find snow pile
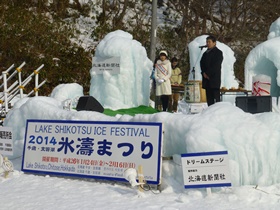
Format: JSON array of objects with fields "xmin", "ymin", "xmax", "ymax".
[
  {"xmin": 4, "ymin": 96, "xmax": 280, "ymax": 187},
  {"xmin": 50, "ymin": 83, "xmax": 83, "ymax": 102}
]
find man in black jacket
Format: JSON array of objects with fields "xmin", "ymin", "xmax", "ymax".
[{"xmin": 200, "ymin": 35, "xmax": 223, "ymax": 106}]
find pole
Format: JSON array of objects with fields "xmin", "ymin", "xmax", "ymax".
[
  {"xmin": 2, "ymin": 72, "xmax": 8, "ymax": 112},
  {"xmin": 35, "ymin": 70, "xmax": 39, "ymax": 97},
  {"xmin": 191, "ymin": 49, "xmax": 204, "ymax": 103},
  {"xmin": 0, "ymin": 81, "xmax": 19, "ymax": 100},
  {"xmin": 150, "ymin": 0, "xmax": 158, "ymax": 109},
  {"xmin": 18, "ymin": 67, "xmax": 23, "ymax": 98},
  {"xmin": 27, "ymin": 79, "xmax": 47, "ymax": 97},
  {"xmin": 21, "ymin": 64, "xmax": 44, "ymax": 86},
  {"xmin": 0, "ymin": 62, "xmax": 25, "ymax": 89},
  {"xmin": 0, "ymin": 64, "xmax": 14, "ymax": 81},
  {"xmin": 7, "ymin": 77, "xmax": 32, "ymax": 103},
  {"xmin": 150, "ymin": 0, "xmax": 157, "ymax": 63},
  {"xmin": 138, "ymin": 165, "xmax": 144, "ymax": 192}
]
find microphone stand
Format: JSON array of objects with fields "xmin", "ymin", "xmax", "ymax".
[{"xmin": 190, "ymin": 47, "xmax": 205, "ymax": 103}]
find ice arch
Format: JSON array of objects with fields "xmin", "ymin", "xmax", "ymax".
[
  {"xmin": 244, "ymin": 36, "xmax": 280, "ymax": 97},
  {"xmin": 188, "ymin": 35, "xmax": 239, "ymax": 88}
]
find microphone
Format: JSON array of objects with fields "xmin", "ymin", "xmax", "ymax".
[{"xmin": 198, "ymin": 45, "xmax": 207, "ymax": 49}]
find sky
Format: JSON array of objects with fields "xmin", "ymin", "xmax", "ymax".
[{"xmin": 1, "ymin": 26, "xmax": 280, "ymax": 209}]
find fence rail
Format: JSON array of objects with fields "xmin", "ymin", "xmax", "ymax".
[{"xmin": 0, "ymin": 62, "xmax": 46, "ymax": 116}]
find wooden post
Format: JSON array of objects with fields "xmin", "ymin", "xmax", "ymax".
[
  {"xmin": 138, "ymin": 165, "xmax": 144, "ymax": 192},
  {"xmin": 2, "ymin": 157, "xmax": 12, "ymax": 178}
]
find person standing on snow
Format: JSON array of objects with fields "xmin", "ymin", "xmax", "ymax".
[
  {"xmin": 155, "ymin": 50, "xmax": 172, "ymax": 111},
  {"xmin": 200, "ymin": 35, "xmax": 223, "ymax": 106},
  {"xmin": 169, "ymin": 57, "xmax": 182, "ymax": 112}
]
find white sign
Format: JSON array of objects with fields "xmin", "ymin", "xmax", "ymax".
[
  {"xmin": 92, "ymin": 57, "xmax": 120, "ymax": 74},
  {"xmin": 22, "ymin": 120, "xmax": 163, "ymax": 185},
  {"xmin": 181, "ymin": 151, "xmax": 231, "ymax": 188},
  {"xmin": 0, "ymin": 126, "xmax": 13, "ymax": 156}
]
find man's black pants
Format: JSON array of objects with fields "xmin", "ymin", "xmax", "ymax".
[{"xmin": 205, "ymin": 88, "xmax": 220, "ymax": 106}]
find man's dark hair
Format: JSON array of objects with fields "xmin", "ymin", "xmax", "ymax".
[{"xmin": 206, "ymin": 35, "xmax": 217, "ymax": 43}]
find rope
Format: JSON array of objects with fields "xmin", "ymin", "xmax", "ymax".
[
  {"xmin": 139, "ymin": 183, "xmax": 160, "ymax": 194},
  {"xmin": 253, "ymin": 185, "xmax": 280, "ymax": 196}
]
